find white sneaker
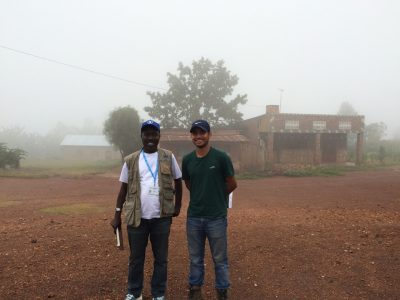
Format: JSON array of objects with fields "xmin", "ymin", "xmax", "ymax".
[
  {"xmin": 125, "ymin": 294, "xmax": 143, "ymax": 300},
  {"xmin": 152, "ymin": 297, "xmax": 165, "ymax": 300}
]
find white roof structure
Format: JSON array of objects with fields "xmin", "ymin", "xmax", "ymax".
[{"xmin": 60, "ymin": 135, "xmax": 112, "ymax": 147}]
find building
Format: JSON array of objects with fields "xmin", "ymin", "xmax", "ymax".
[
  {"xmin": 240, "ymin": 105, "xmax": 364, "ymax": 170},
  {"xmin": 60, "ymin": 135, "xmax": 120, "ymax": 161},
  {"xmin": 159, "ymin": 128, "xmax": 249, "ymax": 171}
]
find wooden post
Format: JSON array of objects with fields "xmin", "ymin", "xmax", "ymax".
[
  {"xmin": 356, "ymin": 132, "xmax": 364, "ymax": 165},
  {"xmin": 314, "ymin": 133, "xmax": 321, "ymax": 165},
  {"xmin": 266, "ymin": 132, "xmax": 274, "ymax": 165}
]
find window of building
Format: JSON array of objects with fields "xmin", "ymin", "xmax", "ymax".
[
  {"xmin": 285, "ymin": 120, "xmax": 299, "ymax": 130},
  {"xmin": 313, "ymin": 121, "xmax": 326, "ymax": 130},
  {"xmin": 339, "ymin": 121, "xmax": 352, "ymax": 130}
]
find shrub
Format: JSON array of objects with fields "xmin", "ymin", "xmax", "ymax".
[{"xmin": 0, "ymin": 143, "xmax": 26, "ymax": 169}]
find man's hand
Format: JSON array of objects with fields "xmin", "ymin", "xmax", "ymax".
[
  {"xmin": 173, "ymin": 205, "xmax": 181, "ymax": 217},
  {"xmin": 173, "ymin": 178, "xmax": 182, "ymax": 217},
  {"xmin": 110, "ymin": 213, "xmax": 122, "ymax": 233},
  {"xmin": 111, "ymin": 183, "xmax": 127, "ymax": 233}
]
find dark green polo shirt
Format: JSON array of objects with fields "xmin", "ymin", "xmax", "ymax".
[{"xmin": 182, "ymin": 147, "xmax": 234, "ymax": 218}]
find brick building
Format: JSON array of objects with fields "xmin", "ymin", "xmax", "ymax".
[
  {"xmin": 159, "ymin": 128, "xmax": 248, "ymax": 171},
  {"xmin": 240, "ymin": 105, "xmax": 364, "ymax": 170}
]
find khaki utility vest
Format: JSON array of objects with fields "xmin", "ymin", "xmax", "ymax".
[{"xmin": 123, "ymin": 148, "xmax": 175, "ymax": 227}]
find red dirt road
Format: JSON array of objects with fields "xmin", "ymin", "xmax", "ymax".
[{"xmin": 0, "ymin": 169, "xmax": 400, "ymax": 299}]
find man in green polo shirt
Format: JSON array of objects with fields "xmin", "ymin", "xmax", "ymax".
[{"xmin": 182, "ymin": 120, "xmax": 237, "ymax": 300}]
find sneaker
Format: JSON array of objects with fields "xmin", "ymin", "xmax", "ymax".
[
  {"xmin": 152, "ymin": 297, "xmax": 165, "ymax": 300},
  {"xmin": 216, "ymin": 289, "xmax": 228, "ymax": 300},
  {"xmin": 188, "ymin": 286, "xmax": 202, "ymax": 300},
  {"xmin": 125, "ymin": 294, "xmax": 143, "ymax": 300}
]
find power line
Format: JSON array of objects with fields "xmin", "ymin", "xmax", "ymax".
[{"xmin": 0, "ymin": 44, "xmax": 167, "ymax": 91}]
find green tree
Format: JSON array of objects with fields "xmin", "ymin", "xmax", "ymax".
[
  {"xmin": 7, "ymin": 148, "xmax": 26, "ymax": 168},
  {"xmin": 145, "ymin": 57, "xmax": 247, "ymax": 128},
  {"xmin": 0, "ymin": 143, "xmax": 26, "ymax": 169},
  {"xmin": 103, "ymin": 106, "xmax": 141, "ymax": 159}
]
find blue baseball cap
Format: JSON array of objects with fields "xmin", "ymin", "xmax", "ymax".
[
  {"xmin": 141, "ymin": 120, "xmax": 160, "ymax": 132},
  {"xmin": 190, "ymin": 119, "xmax": 210, "ymax": 133}
]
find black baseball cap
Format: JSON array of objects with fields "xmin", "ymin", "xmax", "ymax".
[{"xmin": 190, "ymin": 120, "xmax": 210, "ymax": 133}]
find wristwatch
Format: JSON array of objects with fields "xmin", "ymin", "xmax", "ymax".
[{"xmin": 115, "ymin": 207, "xmax": 121, "ymax": 212}]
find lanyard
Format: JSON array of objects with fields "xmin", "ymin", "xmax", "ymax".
[{"xmin": 141, "ymin": 149, "xmax": 158, "ymax": 186}]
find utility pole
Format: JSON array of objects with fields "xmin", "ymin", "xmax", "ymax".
[{"xmin": 278, "ymin": 88, "xmax": 284, "ymax": 113}]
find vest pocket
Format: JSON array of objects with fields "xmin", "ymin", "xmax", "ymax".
[
  {"xmin": 162, "ymin": 189, "xmax": 175, "ymax": 215},
  {"xmin": 160, "ymin": 163, "xmax": 171, "ymax": 175},
  {"xmin": 124, "ymin": 199, "xmax": 140, "ymax": 226},
  {"xmin": 123, "ymin": 201, "xmax": 134, "ymax": 225}
]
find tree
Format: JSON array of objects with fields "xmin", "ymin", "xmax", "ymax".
[
  {"xmin": 145, "ymin": 58, "xmax": 247, "ymax": 128},
  {"xmin": 0, "ymin": 143, "xmax": 7, "ymax": 168},
  {"xmin": 337, "ymin": 101, "xmax": 358, "ymax": 115},
  {"xmin": 0, "ymin": 143, "xmax": 26, "ymax": 169},
  {"xmin": 0, "ymin": 126, "xmax": 46, "ymax": 159},
  {"xmin": 103, "ymin": 106, "xmax": 141, "ymax": 159},
  {"xmin": 365, "ymin": 122, "xmax": 387, "ymax": 144},
  {"xmin": 378, "ymin": 146, "xmax": 386, "ymax": 163},
  {"xmin": 7, "ymin": 148, "xmax": 26, "ymax": 168}
]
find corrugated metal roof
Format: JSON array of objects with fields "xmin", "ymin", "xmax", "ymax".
[{"xmin": 60, "ymin": 135, "xmax": 112, "ymax": 147}]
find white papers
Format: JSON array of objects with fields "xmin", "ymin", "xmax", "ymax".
[
  {"xmin": 116, "ymin": 227, "xmax": 121, "ymax": 247},
  {"xmin": 229, "ymin": 193, "xmax": 233, "ymax": 208}
]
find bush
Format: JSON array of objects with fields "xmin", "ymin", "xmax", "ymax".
[
  {"xmin": 0, "ymin": 143, "xmax": 26, "ymax": 169},
  {"xmin": 365, "ymin": 139, "xmax": 400, "ymax": 164}
]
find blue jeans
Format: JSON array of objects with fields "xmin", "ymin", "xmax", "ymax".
[
  {"xmin": 187, "ymin": 217, "xmax": 230, "ymax": 290},
  {"xmin": 127, "ymin": 217, "xmax": 172, "ymax": 298}
]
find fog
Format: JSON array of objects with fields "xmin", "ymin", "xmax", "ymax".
[{"xmin": 1, "ymin": 0, "xmax": 399, "ymax": 137}]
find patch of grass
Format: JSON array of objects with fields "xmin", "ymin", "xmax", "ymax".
[
  {"xmin": 332, "ymin": 163, "xmax": 394, "ymax": 173},
  {"xmin": 0, "ymin": 159, "xmax": 121, "ymax": 179},
  {"xmin": 0, "ymin": 200, "xmax": 20, "ymax": 208},
  {"xmin": 0, "ymin": 196, "xmax": 20, "ymax": 207},
  {"xmin": 282, "ymin": 168, "xmax": 313, "ymax": 177},
  {"xmin": 283, "ymin": 166, "xmax": 343, "ymax": 177},
  {"xmin": 281, "ymin": 163, "xmax": 398, "ymax": 178},
  {"xmin": 237, "ymin": 170, "xmax": 273, "ymax": 180},
  {"xmin": 0, "ymin": 168, "xmax": 52, "ymax": 178},
  {"xmin": 40, "ymin": 203, "xmax": 105, "ymax": 215}
]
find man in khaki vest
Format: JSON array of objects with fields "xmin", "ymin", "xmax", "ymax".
[{"xmin": 111, "ymin": 120, "xmax": 182, "ymax": 300}]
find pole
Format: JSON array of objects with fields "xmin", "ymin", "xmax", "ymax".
[{"xmin": 278, "ymin": 88, "xmax": 284, "ymax": 113}]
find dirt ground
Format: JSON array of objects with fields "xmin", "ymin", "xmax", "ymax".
[{"xmin": 1, "ymin": 169, "xmax": 400, "ymax": 300}]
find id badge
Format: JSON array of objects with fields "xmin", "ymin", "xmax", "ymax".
[{"xmin": 148, "ymin": 186, "xmax": 159, "ymax": 196}]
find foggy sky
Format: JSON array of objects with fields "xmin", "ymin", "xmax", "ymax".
[{"xmin": 1, "ymin": 0, "xmax": 399, "ymax": 137}]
